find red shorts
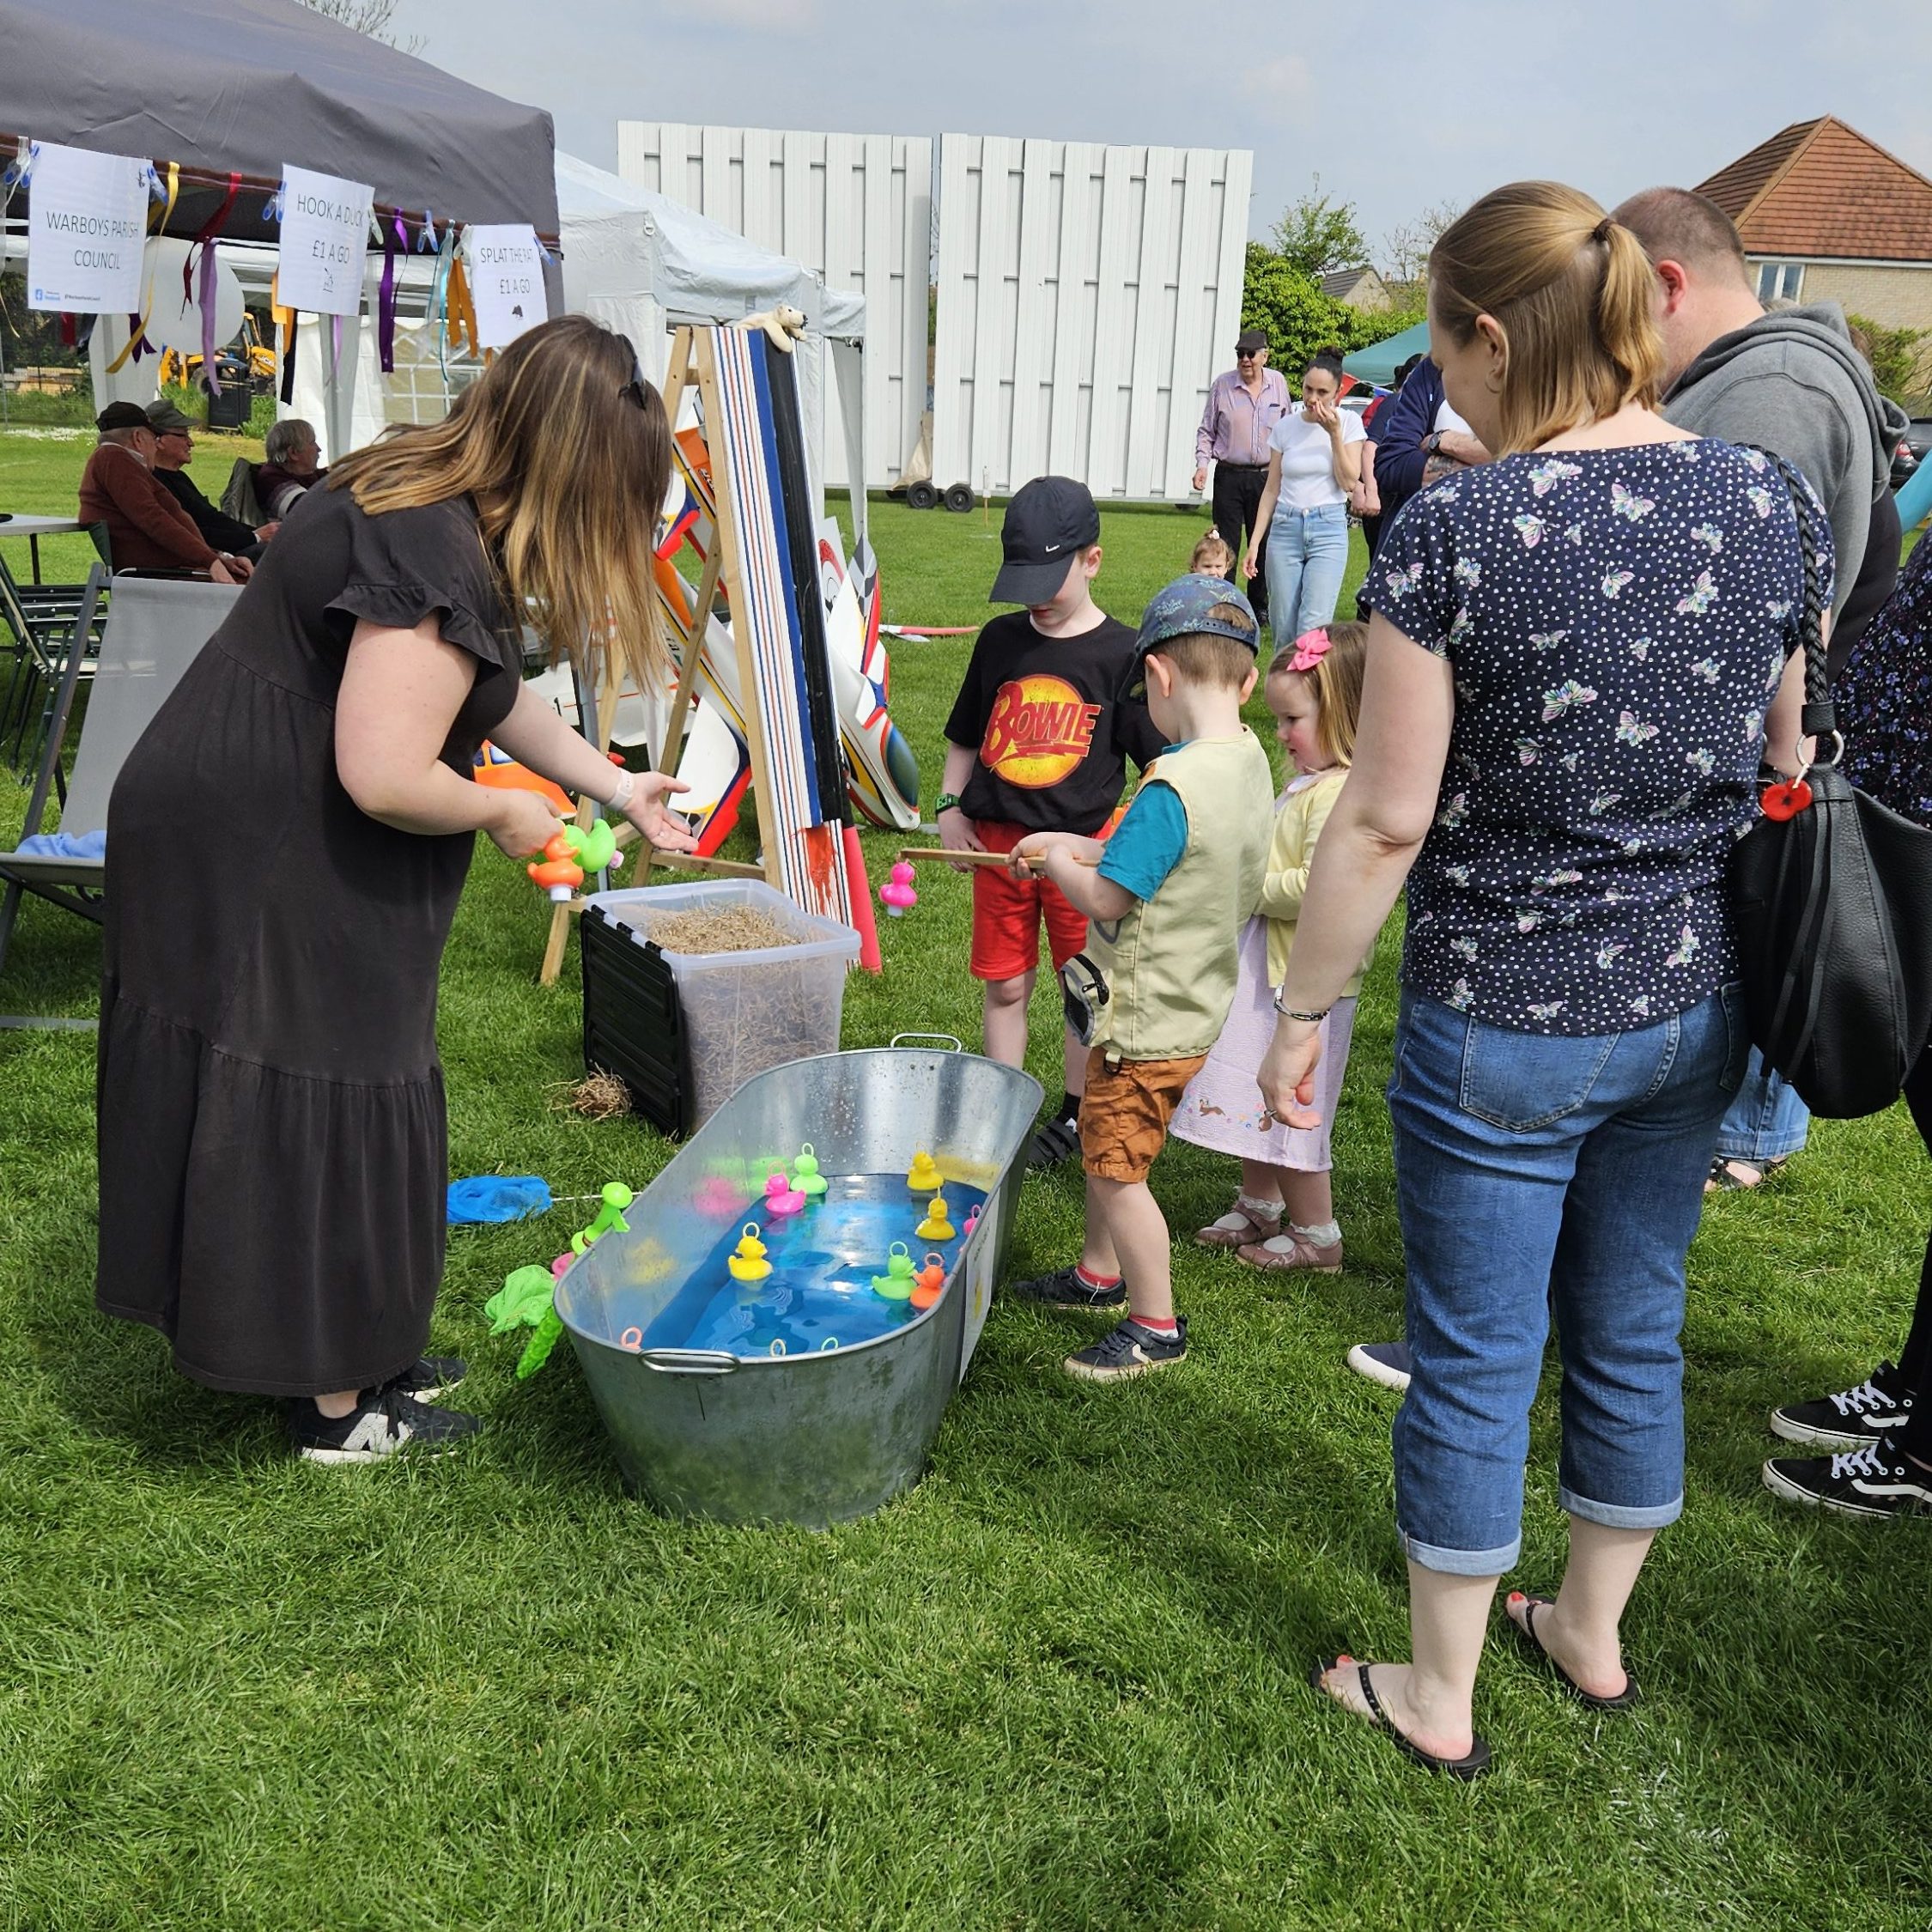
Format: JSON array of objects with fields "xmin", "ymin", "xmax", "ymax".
[{"xmin": 969, "ymin": 819, "xmax": 1095, "ymax": 983}]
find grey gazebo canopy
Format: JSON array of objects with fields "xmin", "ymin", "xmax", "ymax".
[{"xmin": 0, "ymin": 0, "xmax": 559, "ymax": 246}]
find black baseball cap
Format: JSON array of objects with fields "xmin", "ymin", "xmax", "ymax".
[
  {"xmin": 991, "ymin": 475, "xmax": 1102, "ymax": 605},
  {"xmin": 95, "ymin": 401, "xmax": 151, "ymax": 433},
  {"xmin": 1236, "ymin": 328, "xmax": 1268, "ymax": 355}
]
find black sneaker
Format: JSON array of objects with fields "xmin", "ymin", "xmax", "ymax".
[
  {"xmin": 1770, "ymin": 1359, "xmax": 1913, "ymax": 1450},
  {"xmin": 379, "ymin": 1355, "xmax": 469, "ymax": 1404},
  {"xmin": 1346, "ymin": 1340, "xmax": 1413, "ymax": 1393},
  {"xmin": 1761, "ymin": 1437, "xmax": 1932, "ymax": 1518},
  {"xmin": 289, "ymin": 1387, "xmax": 482, "ymax": 1465},
  {"xmin": 1026, "ymin": 1114, "xmax": 1081, "ymax": 1170},
  {"xmin": 1007, "ymin": 1265, "xmax": 1126, "ymax": 1312},
  {"xmin": 1065, "ymin": 1316, "xmax": 1188, "ymax": 1382}
]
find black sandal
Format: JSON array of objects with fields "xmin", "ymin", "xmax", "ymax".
[
  {"xmin": 1705, "ymin": 1154, "xmax": 1786, "ymax": 1193},
  {"xmin": 1026, "ymin": 1115, "xmax": 1081, "ymax": 1170},
  {"xmin": 1505, "ymin": 1593, "xmax": 1642, "ymax": 1711},
  {"xmin": 1309, "ymin": 1656, "xmax": 1492, "ymax": 1780}
]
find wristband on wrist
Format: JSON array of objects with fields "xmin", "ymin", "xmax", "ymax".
[
  {"xmin": 935, "ymin": 793, "xmax": 963, "ymax": 816},
  {"xmin": 1273, "ymin": 989, "xmax": 1331, "ymax": 1024},
  {"xmin": 605, "ymin": 769, "xmax": 636, "ymax": 814}
]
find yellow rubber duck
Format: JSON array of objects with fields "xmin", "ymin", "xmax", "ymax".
[
  {"xmin": 727, "ymin": 1224, "xmax": 772, "ymax": 1283},
  {"xmin": 914, "ymin": 1194, "xmax": 957, "ymax": 1242},
  {"xmin": 907, "ymin": 1149, "xmax": 943, "ymax": 1192}
]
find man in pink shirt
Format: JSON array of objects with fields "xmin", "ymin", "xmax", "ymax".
[{"xmin": 1193, "ymin": 328, "xmax": 1290, "ymax": 623}]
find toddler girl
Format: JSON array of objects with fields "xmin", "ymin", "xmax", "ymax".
[
  {"xmin": 1189, "ymin": 529, "xmax": 1236, "ymax": 580},
  {"xmin": 1170, "ymin": 622, "xmax": 1374, "ymax": 1271}
]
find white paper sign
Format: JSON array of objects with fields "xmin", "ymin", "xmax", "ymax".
[
  {"xmin": 276, "ymin": 164, "xmax": 374, "ymax": 317},
  {"xmin": 26, "ymin": 142, "xmax": 149, "ymax": 313},
  {"xmin": 466, "ymin": 224, "xmax": 548, "ymax": 349}
]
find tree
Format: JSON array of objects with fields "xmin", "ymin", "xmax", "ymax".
[
  {"xmin": 1849, "ymin": 313, "xmax": 1932, "ymax": 409},
  {"xmin": 1269, "ymin": 176, "xmax": 1370, "ymax": 280},
  {"xmin": 1239, "ymin": 243, "xmax": 1419, "ymax": 378},
  {"xmin": 296, "ymin": 0, "xmax": 422, "ymax": 52},
  {"xmin": 1382, "ymin": 198, "xmax": 1462, "ymax": 289}
]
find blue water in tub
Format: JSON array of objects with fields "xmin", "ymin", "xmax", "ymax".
[{"xmin": 611, "ymin": 1171, "xmax": 987, "ymax": 1358}]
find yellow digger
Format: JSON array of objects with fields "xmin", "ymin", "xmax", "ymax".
[{"xmin": 158, "ymin": 311, "xmax": 277, "ymax": 392}]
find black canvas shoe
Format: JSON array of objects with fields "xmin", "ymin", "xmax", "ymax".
[
  {"xmin": 1006, "ymin": 1265, "xmax": 1127, "ymax": 1312},
  {"xmin": 290, "ymin": 1388, "xmax": 482, "ymax": 1465},
  {"xmin": 1064, "ymin": 1316, "xmax": 1188, "ymax": 1382},
  {"xmin": 380, "ymin": 1356, "xmax": 469, "ymax": 1404},
  {"xmin": 1346, "ymin": 1341, "xmax": 1413, "ymax": 1393},
  {"xmin": 1770, "ymin": 1359, "xmax": 1913, "ymax": 1451},
  {"xmin": 1026, "ymin": 1115, "xmax": 1081, "ymax": 1170},
  {"xmin": 1761, "ymin": 1438, "xmax": 1932, "ymax": 1518}
]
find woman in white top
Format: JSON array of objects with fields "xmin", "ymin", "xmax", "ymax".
[{"xmin": 1244, "ymin": 349, "xmax": 1366, "ymax": 643}]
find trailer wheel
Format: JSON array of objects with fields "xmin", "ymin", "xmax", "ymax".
[
  {"xmin": 942, "ymin": 483, "xmax": 975, "ymax": 513},
  {"xmin": 906, "ymin": 480, "xmax": 938, "ymax": 511}
]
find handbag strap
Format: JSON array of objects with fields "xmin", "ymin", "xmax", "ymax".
[{"xmin": 1755, "ymin": 448, "xmax": 1837, "ymax": 758}]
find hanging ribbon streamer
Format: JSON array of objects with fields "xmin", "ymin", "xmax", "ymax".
[
  {"xmin": 271, "ymin": 270, "xmax": 298, "ymax": 406},
  {"xmin": 182, "ymin": 171, "xmax": 240, "ymax": 396},
  {"xmin": 426, "ymin": 223, "xmax": 453, "ymax": 383},
  {"xmin": 377, "ymin": 211, "xmax": 406, "ymax": 374},
  {"xmin": 446, "ymin": 243, "xmax": 479, "ymax": 361},
  {"xmin": 106, "ymin": 160, "xmax": 179, "ymax": 374}
]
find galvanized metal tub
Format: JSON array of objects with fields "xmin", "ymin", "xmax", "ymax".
[{"xmin": 555, "ymin": 1042, "xmax": 1042, "ymax": 1526}]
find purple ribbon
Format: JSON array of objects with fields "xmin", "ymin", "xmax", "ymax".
[
  {"xmin": 377, "ymin": 212, "xmax": 405, "ymax": 373},
  {"xmin": 199, "ymin": 241, "xmax": 221, "ymax": 396}
]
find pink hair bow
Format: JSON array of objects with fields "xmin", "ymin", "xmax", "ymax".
[{"xmin": 1288, "ymin": 629, "xmax": 1331, "ymax": 673}]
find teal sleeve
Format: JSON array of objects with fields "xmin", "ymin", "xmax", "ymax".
[
  {"xmin": 1096, "ymin": 784, "xmax": 1189, "ymax": 901},
  {"xmin": 1898, "ymin": 465, "xmax": 1932, "ymax": 536}
]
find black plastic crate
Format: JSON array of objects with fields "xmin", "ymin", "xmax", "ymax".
[{"xmin": 580, "ymin": 902, "xmax": 694, "ymax": 1138}]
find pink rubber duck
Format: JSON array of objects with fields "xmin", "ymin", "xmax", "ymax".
[
  {"xmin": 695, "ymin": 1175, "xmax": 742, "ymax": 1219},
  {"xmin": 763, "ymin": 1170, "xmax": 807, "ymax": 1217},
  {"xmin": 878, "ymin": 862, "xmax": 918, "ymax": 917}
]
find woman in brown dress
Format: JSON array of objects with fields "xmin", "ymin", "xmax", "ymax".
[{"xmin": 96, "ymin": 316, "xmax": 696, "ymax": 1462}]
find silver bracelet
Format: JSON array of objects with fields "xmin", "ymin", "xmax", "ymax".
[
  {"xmin": 605, "ymin": 769, "xmax": 636, "ymax": 814},
  {"xmin": 1273, "ymin": 989, "xmax": 1330, "ymax": 1024}
]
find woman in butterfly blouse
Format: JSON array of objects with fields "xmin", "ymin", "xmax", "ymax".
[{"xmin": 1257, "ymin": 181, "xmax": 1828, "ymax": 1778}]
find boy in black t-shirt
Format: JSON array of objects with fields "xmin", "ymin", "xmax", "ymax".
[{"xmin": 939, "ymin": 477, "xmax": 1164, "ymax": 1166}]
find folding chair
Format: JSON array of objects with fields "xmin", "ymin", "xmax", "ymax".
[
  {"xmin": 1, "ymin": 562, "xmax": 102, "ymax": 776},
  {"xmin": 0, "ymin": 572, "xmax": 241, "ymax": 1028}
]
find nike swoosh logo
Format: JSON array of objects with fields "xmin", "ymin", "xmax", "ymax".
[{"xmin": 1043, "ymin": 543, "xmax": 1062, "ymax": 554}]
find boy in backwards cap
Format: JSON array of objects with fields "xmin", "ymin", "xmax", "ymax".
[
  {"xmin": 939, "ymin": 477, "xmax": 1165, "ymax": 1167},
  {"xmin": 1003, "ymin": 577, "xmax": 1276, "ymax": 1379}
]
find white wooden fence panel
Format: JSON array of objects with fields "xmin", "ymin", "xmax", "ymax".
[
  {"xmin": 616, "ymin": 121, "xmax": 933, "ymax": 489},
  {"xmin": 932, "ymin": 137, "xmax": 1252, "ymax": 502}
]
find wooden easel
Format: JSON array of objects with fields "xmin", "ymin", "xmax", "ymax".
[{"xmin": 537, "ymin": 325, "xmax": 775, "ymax": 985}]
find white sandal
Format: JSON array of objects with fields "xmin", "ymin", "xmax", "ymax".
[{"xmin": 1195, "ymin": 1198, "xmax": 1283, "ymax": 1249}]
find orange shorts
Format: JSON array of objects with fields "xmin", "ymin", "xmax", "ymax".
[
  {"xmin": 968, "ymin": 819, "xmax": 1093, "ymax": 982},
  {"xmin": 1078, "ymin": 1048, "xmax": 1209, "ymax": 1184}
]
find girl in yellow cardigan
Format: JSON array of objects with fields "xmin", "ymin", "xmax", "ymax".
[{"xmin": 1171, "ymin": 622, "xmax": 1374, "ymax": 1271}]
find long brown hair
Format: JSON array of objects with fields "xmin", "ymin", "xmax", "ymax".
[
  {"xmin": 327, "ymin": 315, "xmax": 672, "ymax": 687},
  {"xmin": 1430, "ymin": 181, "xmax": 1663, "ymax": 455}
]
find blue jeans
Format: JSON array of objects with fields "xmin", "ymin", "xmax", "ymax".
[
  {"xmin": 1264, "ymin": 501, "xmax": 1349, "ymax": 644},
  {"xmin": 1714, "ymin": 1048, "xmax": 1809, "ymax": 1164},
  {"xmin": 1388, "ymin": 988, "xmax": 1747, "ymax": 1575}
]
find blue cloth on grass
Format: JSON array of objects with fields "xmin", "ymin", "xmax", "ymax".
[{"xmin": 447, "ymin": 1175, "xmax": 552, "ymax": 1225}]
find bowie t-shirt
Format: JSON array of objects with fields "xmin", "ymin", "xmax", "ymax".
[{"xmin": 944, "ymin": 611, "xmax": 1164, "ymax": 834}]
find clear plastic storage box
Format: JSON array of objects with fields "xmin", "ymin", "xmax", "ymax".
[{"xmin": 579, "ymin": 878, "xmax": 860, "ymax": 1133}]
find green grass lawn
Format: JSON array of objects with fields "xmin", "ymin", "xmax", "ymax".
[{"xmin": 4, "ymin": 449, "xmax": 1932, "ymax": 1928}]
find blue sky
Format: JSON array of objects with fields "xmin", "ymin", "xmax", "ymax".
[{"xmin": 395, "ymin": 0, "xmax": 1932, "ymax": 258}]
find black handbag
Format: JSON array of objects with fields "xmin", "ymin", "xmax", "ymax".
[{"xmin": 1727, "ymin": 455, "xmax": 1932, "ymax": 1118}]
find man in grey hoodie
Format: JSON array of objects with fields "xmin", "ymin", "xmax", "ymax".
[
  {"xmin": 1614, "ymin": 185, "xmax": 1910, "ymax": 1194},
  {"xmin": 1614, "ymin": 186, "xmax": 1906, "ymax": 624}
]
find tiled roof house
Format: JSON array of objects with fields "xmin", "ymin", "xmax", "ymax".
[{"xmin": 1697, "ymin": 116, "xmax": 1932, "ymax": 331}]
